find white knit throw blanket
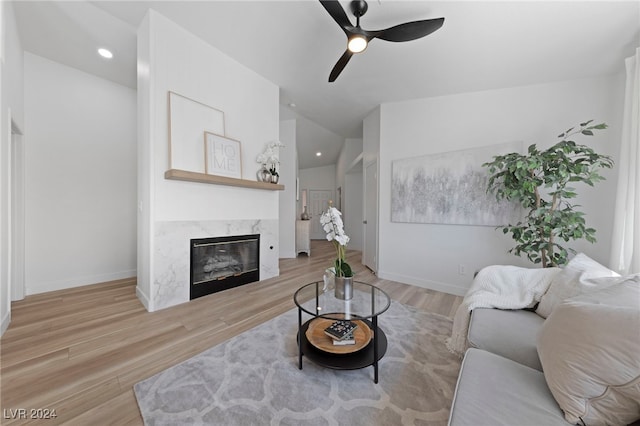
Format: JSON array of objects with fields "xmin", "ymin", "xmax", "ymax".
[{"xmin": 446, "ymin": 265, "xmax": 561, "ymax": 356}]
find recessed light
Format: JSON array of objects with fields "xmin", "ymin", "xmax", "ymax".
[
  {"xmin": 316, "ymin": 152, "xmax": 322, "ymax": 157},
  {"xmin": 288, "ymin": 102, "xmax": 296, "ymax": 108},
  {"xmin": 98, "ymin": 48, "xmax": 113, "ymax": 59}
]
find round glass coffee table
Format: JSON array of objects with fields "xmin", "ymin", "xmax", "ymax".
[{"xmin": 293, "ymin": 280, "xmax": 391, "ymax": 383}]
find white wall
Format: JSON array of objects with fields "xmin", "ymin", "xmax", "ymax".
[
  {"xmin": 23, "ymin": 53, "xmax": 137, "ymax": 295},
  {"xmin": 362, "ymin": 107, "xmax": 381, "ymax": 270},
  {"xmin": 344, "ymin": 170, "xmax": 363, "ymax": 250},
  {"xmin": 363, "ymin": 107, "xmax": 381, "ymax": 168},
  {"xmin": 299, "ymin": 165, "xmax": 336, "ymax": 199},
  {"xmin": 279, "ymin": 119, "xmax": 297, "ymax": 258},
  {"xmin": 378, "ymin": 74, "xmax": 625, "ymax": 296},
  {"xmin": 335, "ymin": 138, "xmax": 363, "ymax": 250},
  {"xmin": 0, "ymin": 1, "xmax": 24, "ymax": 335},
  {"xmin": 335, "ymin": 138, "xmax": 363, "ymax": 197},
  {"xmin": 295, "ymin": 114, "xmax": 344, "ymax": 169},
  {"xmin": 137, "ymin": 11, "xmax": 280, "ymax": 310}
]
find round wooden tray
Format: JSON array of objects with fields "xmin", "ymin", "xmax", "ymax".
[{"xmin": 305, "ymin": 318, "xmax": 372, "ymax": 354}]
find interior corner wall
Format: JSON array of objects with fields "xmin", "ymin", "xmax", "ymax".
[
  {"xmin": 336, "ymin": 138, "xmax": 363, "ymax": 251},
  {"xmin": 335, "ymin": 138, "xmax": 363, "ymax": 199},
  {"xmin": 23, "ymin": 53, "xmax": 137, "ymax": 295},
  {"xmin": 279, "ymin": 119, "xmax": 297, "ymax": 258},
  {"xmin": 363, "ymin": 107, "xmax": 381, "ymax": 168},
  {"xmin": 378, "ymin": 74, "xmax": 626, "ymax": 296},
  {"xmin": 344, "ymin": 171, "xmax": 363, "ymax": 250},
  {"xmin": 136, "ymin": 13, "xmax": 152, "ymax": 310},
  {"xmin": 138, "ymin": 10, "xmax": 280, "ymax": 311},
  {"xmin": 0, "ymin": 0, "xmax": 24, "ymax": 335}
]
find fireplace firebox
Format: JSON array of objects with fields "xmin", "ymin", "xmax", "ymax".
[{"xmin": 190, "ymin": 234, "xmax": 260, "ymax": 300}]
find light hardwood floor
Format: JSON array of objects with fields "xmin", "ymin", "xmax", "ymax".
[{"xmin": 1, "ymin": 240, "xmax": 463, "ymax": 425}]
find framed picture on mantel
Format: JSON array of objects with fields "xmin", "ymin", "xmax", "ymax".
[
  {"xmin": 168, "ymin": 91, "xmax": 225, "ymax": 173},
  {"xmin": 204, "ymin": 132, "xmax": 242, "ymax": 179}
]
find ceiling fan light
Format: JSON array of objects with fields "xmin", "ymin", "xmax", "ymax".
[{"xmin": 347, "ymin": 36, "xmax": 367, "ymax": 53}]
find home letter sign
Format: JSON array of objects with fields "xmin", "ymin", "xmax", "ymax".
[{"xmin": 205, "ymin": 132, "xmax": 242, "ymax": 179}]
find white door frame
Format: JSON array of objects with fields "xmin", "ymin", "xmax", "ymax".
[
  {"xmin": 308, "ymin": 189, "xmax": 333, "ymax": 239},
  {"xmin": 363, "ymin": 160, "xmax": 378, "ymax": 273},
  {"xmin": 11, "ymin": 119, "xmax": 25, "ymax": 301}
]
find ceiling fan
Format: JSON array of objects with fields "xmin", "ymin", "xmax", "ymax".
[{"xmin": 319, "ymin": 0, "xmax": 445, "ymax": 82}]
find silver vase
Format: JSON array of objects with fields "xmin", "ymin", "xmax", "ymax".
[
  {"xmin": 334, "ymin": 276, "xmax": 353, "ymax": 300},
  {"xmin": 257, "ymin": 166, "xmax": 271, "ymax": 183}
]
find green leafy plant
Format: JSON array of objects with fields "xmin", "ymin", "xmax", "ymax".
[{"xmin": 483, "ymin": 120, "xmax": 614, "ymax": 267}]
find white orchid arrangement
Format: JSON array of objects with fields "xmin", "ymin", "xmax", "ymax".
[
  {"xmin": 256, "ymin": 140, "xmax": 284, "ymax": 176},
  {"xmin": 320, "ymin": 205, "xmax": 353, "ymax": 278}
]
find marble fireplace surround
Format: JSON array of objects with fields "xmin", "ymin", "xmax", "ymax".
[{"xmin": 152, "ymin": 219, "xmax": 279, "ymax": 310}]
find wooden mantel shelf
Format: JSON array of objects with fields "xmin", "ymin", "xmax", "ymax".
[{"xmin": 165, "ymin": 169, "xmax": 284, "ymax": 191}]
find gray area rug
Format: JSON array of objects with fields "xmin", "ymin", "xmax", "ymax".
[{"xmin": 134, "ymin": 301, "xmax": 461, "ymax": 425}]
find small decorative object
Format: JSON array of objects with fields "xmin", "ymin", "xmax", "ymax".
[
  {"xmin": 257, "ymin": 165, "xmax": 271, "ymax": 183},
  {"xmin": 270, "ymin": 167, "xmax": 279, "ymax": 184},
  {"xmin": 320, "ymin": 202, "xmax": 353, "ymax": 299},
  {"xmin": 204, "ymin": 132, "xmax": 242, "ymax": 178},
  {"xmin": 301, "ymin": 206, "xmax": 310, "ymax": 220},
  {"xmin": 256, "ymin": 140, "xmax": 284, "ymax": 184},
  {"xmin": 324, "ymin": 320, "xmax": 358, "ymax": 341},
  {"xmin": 483, "ymin": 120, "xmax": 614, "ymax": 267},
  {"xmin": 305, "ymin": 318, "xmax": 371, "ymax": 354}
]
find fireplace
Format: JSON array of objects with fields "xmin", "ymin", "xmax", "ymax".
[{"xmin": 190, "ymin": 234, "xmax": 260, "ymax": 300}]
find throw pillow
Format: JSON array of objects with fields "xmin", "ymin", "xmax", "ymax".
[
  {"xmin": 537, "ymin": 276, "xmax": 640, "ymax": 426},
  {"xmin": 536, "ymin": 253, "xmax": 620, "ymax": 318}
]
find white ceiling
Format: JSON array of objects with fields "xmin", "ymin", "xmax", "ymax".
[{"xmin": 12, "ymin": 1, "xmax": 640, "ymax": 169}]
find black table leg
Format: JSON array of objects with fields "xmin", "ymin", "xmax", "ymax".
[
  {"xmin": 373, "ymin": 315, "xmax": 379, "ymax": 383},
  {"xmin": 298, "ymin": 308, "xmax": 303, "ymax": 369}
]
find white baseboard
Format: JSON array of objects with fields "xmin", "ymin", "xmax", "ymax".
[
  {"xmin": 279, "ymin": 250, "xmax": 297, "ymax": 259},
  {"xmin": 1, "ymin": 310, "xmax": 11, "ymax": 337},
  {"xmin": 136, "ymin": 286, "xmax": 152, "ymax": 312},
  {"xmin": 26, "ymin": 269, "xmax": 137, "ymax": 295},
  {"xmin": 377, "ymin": 270, "xmax": 468, "ymax": 296}
]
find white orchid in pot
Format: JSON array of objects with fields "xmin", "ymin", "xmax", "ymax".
[
  {"xmin": 256, "ymin": 140, "xmax": 284, "ymax": 183},
  {"xmin": 320, "ymin": 203, "xmax": 353, "ymax": 299}
]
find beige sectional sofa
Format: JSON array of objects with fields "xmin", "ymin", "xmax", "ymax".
[
  {"xmin": 448, "ymin": 308, "xmax": 570, "ymax": 425},
  {"xmin": 447, "ymin": 256, "xmax": 640, "ymax": 426}
]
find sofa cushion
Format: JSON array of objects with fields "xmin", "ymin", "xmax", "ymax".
[
  {"xmin": 467, "ymin": 307, "xmax": 545, "ymax": 371},
  {"xmin": 537, "ymin": 277, "xmax": 640, "ymax": 426},
  {"xmin": 448, "ymin": 348, "xmax": 570, "ymax": 426},
  {"xmin": 536, "ymin": 253, "xmax": 619, "ymax": 318}
]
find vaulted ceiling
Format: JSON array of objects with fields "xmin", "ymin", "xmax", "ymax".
[{"xmin": 12, "ymin": 1, "xmax": 640, "ymax": 168}]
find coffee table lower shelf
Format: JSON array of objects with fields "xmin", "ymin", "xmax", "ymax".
[{"xmin": 297, "ymin": 317, "xmax": 388, "ymax": 383}]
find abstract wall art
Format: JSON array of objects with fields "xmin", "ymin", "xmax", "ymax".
[{"xmin": 391, "ymin": 142, "xmax": 522, "ymax": 226}]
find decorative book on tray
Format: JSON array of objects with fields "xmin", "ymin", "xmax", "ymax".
[
  {"xmin": 324, "ymin": 320, "xmax": 358, "ymax": 341},
  {"xmin": 306, "ymin": 318, "xmax": 371, "ymax": 353}
]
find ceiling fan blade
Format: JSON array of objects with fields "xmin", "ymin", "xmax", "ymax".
[
  {"xmin": 329, "ymin": 50, "xmax": 354, "ymax": 82},
  {"xmin": 319, "ymin": 1, "xmax": 353, "ymax": 33},
  {"xmin": 375, "ymin": 18, "xmax": 445, "ymax": 42}
]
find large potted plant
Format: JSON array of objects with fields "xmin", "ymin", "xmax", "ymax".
[{"xmin": 483, "ymin": 120, "xmax": 614, "ymax": 267}]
